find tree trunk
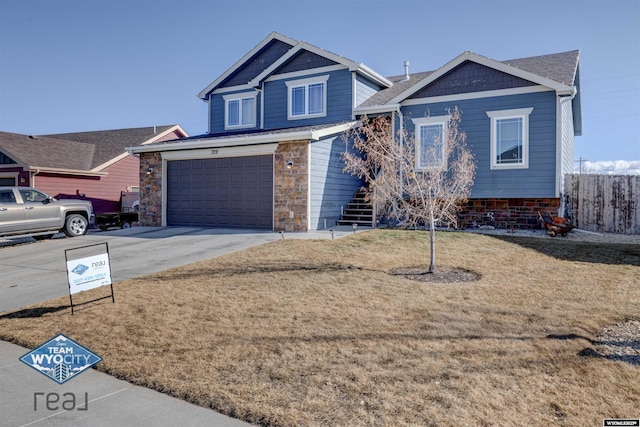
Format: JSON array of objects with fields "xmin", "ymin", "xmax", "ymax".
[{"xmin": 428, "ymin": 211, "xmax": 435, "ymax": 273}]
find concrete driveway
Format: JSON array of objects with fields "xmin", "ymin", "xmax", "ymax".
[
  {"xmin": 0, "ymin": 226, "xmax": 354, "ymax": 314},
  {"xmin": 0, "ymin": 226, "xmax": 361, "ymax": 426}
]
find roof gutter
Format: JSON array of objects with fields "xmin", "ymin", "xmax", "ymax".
[
  {"xmin": 127, "ymin": 122, "xmax": 359, "ymax": 154},
  {"xmin": 29, "ymin": 167, "xmax": 108, "ymax": 177},
  {"xmin": 353, "ymin": 104, "xmax": 401, "ymax": 116}
]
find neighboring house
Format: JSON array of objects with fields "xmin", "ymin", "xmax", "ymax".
[
  {"xmin": 129, "ymin": 32, "xmax": 581, "ymax": 232},
  {"xmin": 0, "ymin": 125, "xmax": 187, "ymax": 213}
]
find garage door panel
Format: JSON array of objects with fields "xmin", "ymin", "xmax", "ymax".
[{"xmin": 167, "ymin": 156, "xmax": 273, "ymax": 229}]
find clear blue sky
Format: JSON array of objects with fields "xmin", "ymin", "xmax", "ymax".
[{"xmin": 1, "ymin": 0, "xmax": 638, "ymax": 166}]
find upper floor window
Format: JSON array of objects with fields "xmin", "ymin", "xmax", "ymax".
[
  {"xmin": 285, "ymin": 75, "xmax": 329, "ymax": 120},
  {"xmin": 223, "ymin": 92, "xmax": 257, "ymax": 129},
  {"xmin": 412, "ymin": 116, "xmax": 449, "ymax": 170},
  {"xmin": 487, "ymin": 108, "xmax": 533, "ymax": 169}
]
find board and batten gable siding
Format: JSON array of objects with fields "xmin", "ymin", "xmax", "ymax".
[
  {"xmin": 263, "ymin": 69, "xmax": 354, "ymax": 130},
  {"xmin": 355, "ymin": 75, "xmax": 383, "ymax": 107},
  {"xmin": 208, "ymin": 89, "xmax": 261, "ymax": 134},
  {"xmin": 401, "ymin": 90, "xmax": 558, "ymax": 198},
  {"xmin": 409, "ymin": 61, "xmax": 537, "ymax": 99},
  {"xmin": 276, "ymin": 50, "xmax": 338, "ymax": 74},
  {"xmin": 218, "ymin": 39, "xmax": 294, "ymax": 89},
  {"xmin": 309, "ymin": 134, "xmax": 364, "ymax": 230}
]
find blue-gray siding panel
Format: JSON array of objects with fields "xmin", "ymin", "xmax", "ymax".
[
  {"xmin": 401, "ymin": 90, "xmax": 557, "ymax": 198},
  {"xmin": 263, "ymin": 69, "xmax": 354, "ymax": 129},
  {"xmin": 355, "ymin": 75, "xmax": 382, "ymax": 107},
  {"xmin": 309, "ymin": 135, "xmax": 363, "ymax": 230}
]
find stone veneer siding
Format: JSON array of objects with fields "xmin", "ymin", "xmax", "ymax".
[
  {"xmin": 457, "ymin": 198, "xmax": 560, "ymax": 229},
  {"xmin": 139, "ymin": 152, "xmax": 163, "ymax": 226},
  {"xmin": 274, "ymin": 140, "xmax": 309, "ymax": 232}
]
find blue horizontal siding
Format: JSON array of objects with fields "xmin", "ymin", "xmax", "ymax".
[
  {"xmin": 309, "ymin": 135, "xmax": 363, "ymax": 230},
  {"xmin": 263, "ymin": 69, "xmax": 354, "ymax": 130},
  {"xmin": 355, "ymin": 75, "xmax": 381, "ymax": 107},
  {"xmin": 401, "ymin": 90, "xmax": 557, "ymax": 198},
  {"xmin": 208, "ymin": 90, "xmax": 261, "ymax": 134}
]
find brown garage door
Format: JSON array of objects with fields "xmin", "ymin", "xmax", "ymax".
[{"xmin": 166, "ymin": 156, "xmax": 273, "ymax": 229}]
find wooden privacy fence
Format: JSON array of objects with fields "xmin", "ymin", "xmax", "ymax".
[{"xmin": 564, "ymin": 174, "xmax": 640, "ymax": 234}]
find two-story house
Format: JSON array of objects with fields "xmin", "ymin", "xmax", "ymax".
[{"xmin": 129, "ymin": 32, "xmax": 581, "ymax": 232}]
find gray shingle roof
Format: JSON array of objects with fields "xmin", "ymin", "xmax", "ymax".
[
  {"xmin": 0, "ymin": 132, "xmax": 95, "ymax": 170},
  {"xmin": 501, "ymin": 50, "xmax": 580, "ymax": 86},
  {"xmin": 359, "ymin": 71, "xmax": 434, "ymax": 108},
  {"xmin": 359, "ymin": 50, "xmax": 580, "ymax": 109},
  {"xmin": 0, "ymin": 125, "xmax": 181, "ymax": 172},
  {"xmin": 45, "ymin": 125, "xmax": 177, "ymax": 168}
]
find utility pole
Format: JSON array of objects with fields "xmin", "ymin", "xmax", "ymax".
[{"xmin": 574, "ymin": 157, "xmax": 588, "ymax": 174}]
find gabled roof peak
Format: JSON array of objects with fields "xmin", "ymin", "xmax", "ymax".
[{"xmin": 197, "ymin": 31, "xmax": 392, "ymax": 100}]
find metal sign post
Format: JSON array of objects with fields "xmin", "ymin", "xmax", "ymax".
[{"xmin": 64, "ymin": 242, "xmax": 114, "ymax": 314}]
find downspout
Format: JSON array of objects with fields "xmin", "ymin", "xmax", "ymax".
[
  {"xmin": 207, "ymin": 94, "xmax": 212, "ymax": 134},
  {"xmin": 261, "ymin": 81, "xmax": 265, "ymax": 129},
  {"xmin": 556, "ymin": 87, "xmax": 577, "ymax": 216},
  {"xmin": 396, "ymin": 104, "xmax": 404, "ymax": 186},
  {"xmin": 30, "ymin": 168, "xmax": 41, "ymax": 187}
]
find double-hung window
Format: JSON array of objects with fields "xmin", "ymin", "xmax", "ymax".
[
  {"xmin": 223, "ymin": 92, "xmax": 257, "ymax": 129},
  {"xmin": 285, "ymin": 75, "xmax": 329, "ymax": 120},
  {"xmin": 487, "ymin": 108, "xmax": 533, "ymax": 169},
  {"xmin": 412, "ymin": 116, "xmax": 449, "ymax": 170}
]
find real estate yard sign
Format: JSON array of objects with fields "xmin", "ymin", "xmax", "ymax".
[{"xmin": 65, "ymin": 242, "xmax": 114, "ymax": 314}]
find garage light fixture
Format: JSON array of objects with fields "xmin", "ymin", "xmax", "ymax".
[
  {"xmin": 146, "ymin": 167, "xmax": 153, "ymax": 176},
  {"xmin": 286, "ymin": 159, "xmax": 294, "ymax": 169}
]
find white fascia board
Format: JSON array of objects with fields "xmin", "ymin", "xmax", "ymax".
[
  {"xmin": 400, "ymin": 85, "xmax": 552, "ymax": 106},
  {"xmin": 30, "ymin": 166, "xmax": 108, "ymax": 177},
  {"xmin": 353, "ymin": 104, "xmax": 401, "ymax": 116},
  {"xmin": 91, "ymin": 152, "xmax": 131, "ymax": 172},
  {"xmin": 356, "ymin": 63, "xmax": 393, "ymax": 88},
  {"xmin": 142, "ymin": 125, "xmax": 189, "ymax": 145},
  {"xmin": 309, "ymin": 121, "xmax": 359, "ymax": 140},
  {"xmin": 197, "ymin": 32, "xmax": 300, "ymax": 100},
  {"xmin": 127, "ymin": 122, "xmax": 358, "ymax": 154},
  {"xmin": 0, "ymin": 147, "xmax": 28, "ymax": 168},
  {"xmin": 94, "ymin": 125, "xmax": 190, "ymax": 171},
  {"xmin": 388, "ymin": 51, "xmax": 574, "ymax": 104}
]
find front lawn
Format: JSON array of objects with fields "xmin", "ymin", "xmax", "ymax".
[{"xmin": 1, "ymin": 230, "xmax": 638, "ymax": 426}]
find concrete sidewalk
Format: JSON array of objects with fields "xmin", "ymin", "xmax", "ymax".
[{"xmin": 0, "ymin": 340, "xmax": 252, "ymax": 427}]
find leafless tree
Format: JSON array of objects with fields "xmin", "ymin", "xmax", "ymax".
[{"xmin": 343, "ymin": 107, "xmax": 476, "ymax": 272}]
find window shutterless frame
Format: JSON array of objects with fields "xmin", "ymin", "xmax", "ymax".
[
  {"xmin": 412, "ymin": 115, "xmax": 449, "ymax": 170},
  {"xmin": 486, "ymin": 107, "xmax": 533, "ymax": 170},
  {"xmin": 285, "ymin": 75, "xmax": 329, "ymax": 120},
  {"xmin": 223, "ymin": 92, "xmax": 258, "ymax": 130}
]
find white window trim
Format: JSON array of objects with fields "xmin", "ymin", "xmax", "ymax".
[
  {"xmin": 285, "ymin": 75, "xmax": 329, "ymax": 120},
  {"xmin": 412, "ymin": 115, "xmax": 449, "ymax": 171},
  {"xmin": 223, "ymin": 92, "xmax": 258, "ymax": 130},
  {"xmin": 487, "ymin": 107, "xmax": 533, "ymax": 170}
]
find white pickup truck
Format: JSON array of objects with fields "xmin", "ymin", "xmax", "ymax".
[{"xmin": 0, "ymin": 187, "xmax": 95, "ymax": 239}]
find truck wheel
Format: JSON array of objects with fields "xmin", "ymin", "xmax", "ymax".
[
  {"xmin": 121, "ymin": 221, "xmax": 132, "ymax": 229},
  {"xmin": 64, "ymin": 214, "xmax": 89, "ymax": 237}
]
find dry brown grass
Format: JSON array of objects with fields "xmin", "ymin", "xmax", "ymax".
[{"xmin": 1, "ymin": 230, "xmax": 639, "ymax": 426}]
